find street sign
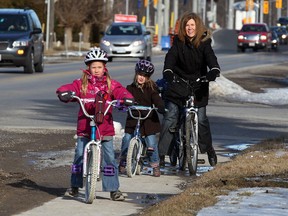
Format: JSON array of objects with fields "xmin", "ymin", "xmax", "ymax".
[{"xmin": 114, "ymin": 14, "xmax": 138, "ymax": 23}]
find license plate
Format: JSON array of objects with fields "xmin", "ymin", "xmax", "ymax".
[
  {"xmin": 116, "ymin": 49, "xmax": 126, "ymax": 54},
  {"xmin": 249, "ymin": 42, "xmax": 255, "ymax": 47}
]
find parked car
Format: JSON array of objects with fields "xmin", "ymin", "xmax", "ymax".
[
  {"xmin": 271, "ymin": 30, "xmax": 279, "ymax": 51},
  {"xmin": 100, "ymin": 22, "xmax": 152, "ymax": 62},
  {"xmin": 270, "ymin": 26, "xmax": 288, "ymax": 44},
  {"xmin": 237, "ymin": 23, "xmax": 272, "ymax": 52},
  {"xmin": 0, "ymin": 8, "xmax": 44, "ymax": 73}
]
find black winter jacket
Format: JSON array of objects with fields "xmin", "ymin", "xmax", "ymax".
[
  {"xmin": 163, "ymin": 33, "xmax": 220, "ymax": 107},
  {"xmin": 124, "ymin": 83, "xmax": 165, "ymax": 136}
]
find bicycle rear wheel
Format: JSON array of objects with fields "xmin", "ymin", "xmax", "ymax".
[
  {"xmin": 126, "ymin": 138, "xmax": 141, "ymax": 177},
  {"xmin": 85, "ymin": 145, "xmax": 99, "ymax": 204},
  {"xmin": 185, "ymin": 114, "xmax": 198, "ymax": 175}
]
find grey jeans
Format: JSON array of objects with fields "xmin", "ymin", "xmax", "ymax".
[{"xmin": 158, "ymin": 100, "xmax": 213, "ymax": 156}]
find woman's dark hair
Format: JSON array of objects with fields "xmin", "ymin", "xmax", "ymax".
[{"xmin": 178, "ymin": 12, "xmax": 208, "ymax": 48}]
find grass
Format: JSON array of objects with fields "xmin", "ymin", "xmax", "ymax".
[{"xmin": 139, "ymin": 137, "xmax": 288, "ymax": 216}]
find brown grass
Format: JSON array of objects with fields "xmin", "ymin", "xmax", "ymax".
[{"xmin": 139, "ymin": 137, "xmax": 288, "ymax": 216}]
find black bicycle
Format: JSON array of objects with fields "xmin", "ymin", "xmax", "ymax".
[{"xmin": 169, "ymin": 77, "xmax": 208, "ymax": 175}]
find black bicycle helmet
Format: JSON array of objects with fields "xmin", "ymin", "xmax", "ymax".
[
  {"xmin": 84, "ymin": 47, "xmax": 108, "ymax": 65},
  {"xmin": 135, "ymin": 60, "xmax": 154, "ymax": 77}
]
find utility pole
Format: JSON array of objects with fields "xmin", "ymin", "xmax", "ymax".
[
  {"xmin": 259, "ymin": 0, "xmax": 263, "ymax": 23},
  {"xmin": 45, "ymin": 0, "xmax": 50, "ymax": 50},
  {"xmin": 193, "ymin": 0, "xmax": 198, "ymax": 14},
  {"xmin": 157, "ymin": 0, "xmax": 163, "ymax": 47},
  {"xmin": 227, "ymin": 0, "xmax": 234, "ymax": 29}
]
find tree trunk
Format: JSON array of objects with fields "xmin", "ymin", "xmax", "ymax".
[
  {"xmin": 82, "ymin": 23, "xmax": 91, "ymax": 43},
  {"xmin": 64, "ymin": 27, "xmax": 73, "ymax": 48}
]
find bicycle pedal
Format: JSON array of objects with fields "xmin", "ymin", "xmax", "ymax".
[{"xmin": 197, "ymin": 159, "xmax": 205, "ymax": 164}]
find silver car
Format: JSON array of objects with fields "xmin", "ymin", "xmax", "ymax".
[{"xmin": 100, "ymin": 22, "xmax": 152, "ymax": 62}]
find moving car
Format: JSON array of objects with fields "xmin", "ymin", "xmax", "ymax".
[
  {"xmin": 270, "ymin": 26, "xmax": 288, "ymax": 44},
  {"xmin": 271, "ymin": 30, "xmax": 279, "ymax": 51},
  {"xmin": 277, "ymin": 17, "xmax": 288, "ymax": 27},
  {"xmin": 100, "ymin": 22, "xmax": 152, "ymax": 62},
  {"xmin": 0, "ymin": 8, "xmax": 44, "ymax": 73},
  {"xmin": 237, "ymin": 23, "xmax": 272, "ymax": 52}
]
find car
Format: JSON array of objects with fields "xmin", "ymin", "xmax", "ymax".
[
  {"xmin": 277, "ymin": 17, "xmax": 288, "ymax": 27},
  {"xmin": 271, "ymin": 30, "xmax": 279, "ymax": 51},
  {"xmin": 237, "ymin": 23, "xmax": 272, "ymax": 52},
  {"xmin": 0, "ymin": 8, "xmax": 44, "ymax": 73},
  {"xmin": 270, "ymin": 26, "xmax": 288, "ymax": 44},
  {"xmin": 100, "ymin": 22, "xmax": 152, "ymax": 62}
]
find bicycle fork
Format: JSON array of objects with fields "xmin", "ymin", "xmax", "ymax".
[{"xmin": 83, "ymin": 141, "xmax": 101, "ymax": 178}]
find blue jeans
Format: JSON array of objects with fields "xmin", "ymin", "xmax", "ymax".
[
  {"xmin": 158, "ymin": 100, "xmax": 212, "ymax": 156},
  {"xmin": 120, "ymin": 133, "xmax": 160, "ymax": 167},
  {"xmin": 71, "ymin": 136, "xmax": 120, "ymax": 192}
]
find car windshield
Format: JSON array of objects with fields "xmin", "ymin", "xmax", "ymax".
[
  {"xmin": 106, "ymin": 24, "xmax": 142, "ymax": 36},
  {"xmin": 0, "ymin": 14, "xmax": 29, "ymax": 33},
  {"xmin": 242, "ymin": 25, "xmax": 266, "ymax": 32}
]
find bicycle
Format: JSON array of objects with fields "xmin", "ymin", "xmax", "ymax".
[
  {"xmin": 71, "ymin": 93, "xmax": 126, "ymax": 204},
  {"xmin": 125, "ymin": 105, "xmax": 158, "ymax": 178},
  {"xmin": 169, "ymin": 77, "xmax": 208, "ymax": 176}
]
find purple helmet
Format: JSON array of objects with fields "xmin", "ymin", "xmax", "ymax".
[{"xmin": 135, "ymin": 60, "xmax": 154, "ymax": 76}]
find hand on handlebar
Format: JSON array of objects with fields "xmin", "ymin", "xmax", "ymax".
[
  {"xmin": 206, "ymin": 68, "xmax": 220, "ymax": 81},
  {"xmin": 58, "ymin": 91, "xmax": 74, "ymax": 102}
]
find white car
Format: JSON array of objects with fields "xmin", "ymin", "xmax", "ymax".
[{"xmin": 100, "ymin": 22, "xmax": 152, "ymax": 62}]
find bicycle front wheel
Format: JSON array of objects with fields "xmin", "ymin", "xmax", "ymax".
[
  {"xmin": 85, "ymin": 145, "xmax": 99, "ymax": 204},
  {"xmin": 126, "ymin": 138, "xmax": 141, "ymax": 177},
  {"xmin": 185, "ymin": 114, "xmax": 198, "ymax": 175}
]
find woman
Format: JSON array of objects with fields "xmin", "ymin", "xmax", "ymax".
[
  {"xmin": 158, "ymin": 12, "xmax": 220, "ymax": 168},
  {"xmin": 56, "ymin": 47, "xmax": 133, "ymax": 201}
]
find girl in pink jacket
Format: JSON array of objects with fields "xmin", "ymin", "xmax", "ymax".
[{"xmin": 56, "ymin": 47, "xmax": 133, "ymax": 201}]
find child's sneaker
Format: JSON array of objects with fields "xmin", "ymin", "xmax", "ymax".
[
  {"xmin": 153, "ymin": 166, "xmax": 161, "ymax": 177},
  {"xmin": 68, "ymin": 187, "xmax": 79, "ymax": 196},
  {"xmin": 110, "ymin": 190, "xmax": 125, "ymax": 201}
]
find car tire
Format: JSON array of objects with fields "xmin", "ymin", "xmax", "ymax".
[
  {"xmin": 146, "ymin": 56, "xmax": 151, "ymax": 61},
  {"xmin": 108, "ymin": 57, "xmax": 113, "ymax": 62},
  {"xmin": 24, "ymin": 51, "xmax": 35, "ymax": 74},
  {"xmin": 35, "ymin": 52, "xmax": 44, "ymax": 73}
]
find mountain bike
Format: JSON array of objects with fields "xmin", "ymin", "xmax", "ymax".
[
  {"xmin": 125, "ymin": 105, "xmax": 157, "ymax": 177},
  {"xmin": 71, "ymin": 93, "xmax": 125, "ymax": 204},
  {"xmin": 169, "ymin": 77, "xmax": 208, "ymax": 175}
]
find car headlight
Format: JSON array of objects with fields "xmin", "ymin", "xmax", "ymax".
[
  {"xmin": 282, "ymin": 35, "xmax": 287, "ymax": 39},
  {"xmin": 238, "ymin": 35, "xmax": 244, "ymax": 40},
  {"xmin": 272, "ymin": 39, "xmax": 277, "ymax": 43},
  {"xmin": 12, "ymin": 40, "xmax": 29, "ymax": 47},
  {"xmin": 260, "ymin": 35, "xmax": 267, "ymax": 40},
  {"xmin": 132, "ymin": 40, "xmax": 144, "ymax": 46},
  {"xmin": 101, "ymin": 39, "xmax": 111, "ymax": 46}
]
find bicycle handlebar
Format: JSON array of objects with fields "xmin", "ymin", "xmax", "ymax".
[
  {"xmin": 71, "ymin": 93, "xmax": 124, "ymax": 120},
  {"xmin": 126, "ymin": 105, "xmax": 157, "ymax": 121}
]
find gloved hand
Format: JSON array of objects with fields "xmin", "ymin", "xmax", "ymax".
[
  {"xmin": 123, "ymin": 98, "xmax": 135, "ymax": 106},
  {"xmin": 58, "ymin": 91, "xmax": 73, "ymax": 102},
  {"xmin": 157, "ymin": 106, "xmax": 166, "ymax": 114},
  {"xmin": 206, "ymin": 68, "xmax": 220, "ymax": 81},
  {"xmin": 163, "ymin": 69, "xmax": 174, "ymax": 83}
]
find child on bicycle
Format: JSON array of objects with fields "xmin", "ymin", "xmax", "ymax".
[
  {"xmin": 119, "ymin": 60, "xmax": 165, "ymax": 177},
  {"xmin": 56, "ymin": 47, "xmax": 134, "ymax": 201}
]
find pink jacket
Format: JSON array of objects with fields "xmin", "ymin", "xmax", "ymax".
[{"xmin": 56, "ymin": 71, "xmax": 133, "ymax": 139}]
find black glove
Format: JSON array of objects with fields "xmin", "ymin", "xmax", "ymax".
[
  {"xmin": 58, "ymin": 91, "xmax": 73, "ymax": 102},
  {"xmin": 157, "ymin": 106, "xmax": 166, "ymax": 114},
  {"xmin": 163, "ymin": 69, "xmax": 174, "ymax": 83},
  {"xmin": 206, "ymin": 68, "xmax": 220, "ymax": 81},
  {"xmin": 123, "ymin": 98, "xmax": 135, "ymax": 106}
]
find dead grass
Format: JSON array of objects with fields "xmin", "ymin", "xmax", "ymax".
[{"xmin": 140, "ymin": 137, "xmax": 288, "ymax": 216}]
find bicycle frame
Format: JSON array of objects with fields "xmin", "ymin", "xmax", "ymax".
[
  {"xmin": 126, "ymin": 105, "xmax": 156, "ymax": 177},
  {"xmin": 71, "ymin": 93, "xmax": 121, "ymax": 203}
]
